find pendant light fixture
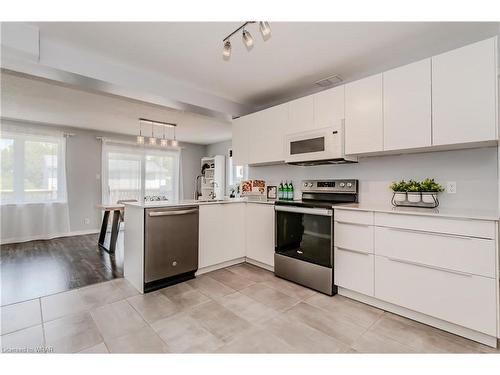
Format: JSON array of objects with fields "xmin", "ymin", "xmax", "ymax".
[
  {"xmin": 149, "ymin": 122, "xmax": 157, "ymax": 145},
  {"xmin": 222, "ymin": 21, "xmax": 271, "ymax": 59},
  {"xmin": 136, "ymin": 121, "xmax": 145, "ymax": 145},
  {"xmin": 137, "ymin": 118, "xmax": 177, "ymax": 147}
]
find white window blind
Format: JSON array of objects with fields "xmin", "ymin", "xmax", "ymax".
[{"xmin": 101, "ymin": 141, "xmax": 180, "ymax": 204}]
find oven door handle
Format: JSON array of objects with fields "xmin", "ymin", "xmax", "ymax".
[{"xmin": 275, "ymin": 205, "xmax": 332, "ymax": 216}]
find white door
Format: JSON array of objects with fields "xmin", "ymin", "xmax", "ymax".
[
  {"xmin": 248, "ymin": 103, "xmax": 288, "ymax": 165},
  {"xmin": 432, "ymin": 37, "xmax": 497, "ymax": 145},
  {"xmin": 383, "ymin": 59, "xmax": 432, "ymax": 150},
  {"xmin": 245, "ymin": 204, "xmax": 275, "ymax": 267},
  {"xmin": 289, "ymin": 95, "xmax": 314, "ymax": 133},
  {"xmin": 345, "ymin": 74, "xmax": 384, "ymax": 154},
  {"xmin": 313, "ymin": 86, "xmax": 344, "ymax": 130}
]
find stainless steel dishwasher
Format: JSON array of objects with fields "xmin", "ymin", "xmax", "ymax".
[{"xmin": 144, "ymin": 206, "xmax": 199, "ymax": 292}]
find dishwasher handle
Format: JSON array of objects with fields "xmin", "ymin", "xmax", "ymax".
[{"xmin": 148, "ymin": 208, "xmax": 198, "ymax": 217}]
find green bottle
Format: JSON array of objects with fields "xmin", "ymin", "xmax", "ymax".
[
  {"xmin": 278, "ymin": 181, "xmax": 284, "ymax": 200},
  {"xmin": 289, "ymin": 181, "xmax": 294, "ymax": 201},
  {"xmin": 284, "ymin": 181, "xmax": 289, "ymax": 200}
]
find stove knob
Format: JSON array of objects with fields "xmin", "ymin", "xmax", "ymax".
[
  {"xmin": 339, "ymin": 182, "xmax": 345, "ymax": 188},
  {"xmin": 308, "ymin": 183, "xmax": 314, "ymax": 187},
  {"xmin": 346, "ymin": 182, "xmax": 353, "ymax": 188},
  {"xmin": 303, "ymin": 182, "xmax": 308, "ymax": 188}
]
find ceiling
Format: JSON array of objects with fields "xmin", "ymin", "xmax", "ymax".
[
  {"xmin": 0, "ymin": 73, "xmax": 232, "ymax": 144},
  {"xmin": 32, "ymin": 22, "xmax": 499, "ymax": 108}
]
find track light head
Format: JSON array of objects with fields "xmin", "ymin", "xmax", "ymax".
[
  {"xmin": 223, "ymin": 40, "xmax": 231, "ymax": 60},
  {"xmin": 242, "ymin": 29, "xmax": 254, "ymax": 50},
  {"xmin": 259, "ymin": 21, "xmax": 271, "ymax": 41}
]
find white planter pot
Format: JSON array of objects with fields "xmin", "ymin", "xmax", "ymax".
[
  {"xmin": 393, "ymin": 192, "xmax": 406, "ymax": 202},
  {"xmin": 407, "ymin": 192, "xmax": 421, "ymax": 203},
  {"xmin": 421, "ymin": 192, "xmax": 437, "ymax": 204}
]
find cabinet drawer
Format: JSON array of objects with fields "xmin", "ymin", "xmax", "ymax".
[
  {"xmin": 375, "ymin": 256, "xmax": 496, "ymax": 335},
  {"xmin": 374, "ymin": 212, "xmax": 495, "ymax": 239},
  {"xmin": 334, "ymin": 222, "xmax": 373, "ymax": 253},
  {"xmin": 334, "ymin": 247, "xmax": 374, "ymax": 296},
  {"xmin": 375, "ymin": 226, "xmax": 496, "ymax": 278},
  {"xmin": 335, "ymin": 209, "xmax": 373, "ymax": 225}
]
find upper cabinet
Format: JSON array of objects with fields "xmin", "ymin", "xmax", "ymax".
[
  {"xmin": 289, "ymin": 96, "xmax": 314, "ymax": 133},
  {"xmin": 345, "ymin": 74, "xmax": 384, "ymax": 154},
  {"xmin": 383, "ymin": 59, "xmax": 432, "ymax": 151},
  {"xmin": 432, "ymin": 38, "xmax": 497, "ymax": 145},
  {"xmin": 231, "ymin": 37, "xmax": 498, "ymax": 164},
  {"xmin": 248, "ymin": 103, "xmax": 289, "ymax": 165},
  {"xmin": 231, "ymin": 114, "xmax": 251, "ymax": 165},
  {"xmin": 313, "ymin": 86, "xmax": 344, "ymax": 130}
]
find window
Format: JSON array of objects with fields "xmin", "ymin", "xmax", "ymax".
[
  {"xmin": 0, "ymin": 129, "xmax": 66, "ymax": 204},
  {"xmin": 102, "ymin": 142, "xmax": 180, "ymax": 204}
]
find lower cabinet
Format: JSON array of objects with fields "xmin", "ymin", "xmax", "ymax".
[
  {"xmin": 334, "ymin": 247, "xmax": 374, "ymax": 296},
  {"xmin": 245, "ymin": 203, "xmax": 275, "ymax": 267},
  {"xmin": 198, "ymin": 203, "xmax": 246, "ymax": 269},
  {"xmin": 375, "ymin": 255, "xmax": 497, "ymax": 336}
]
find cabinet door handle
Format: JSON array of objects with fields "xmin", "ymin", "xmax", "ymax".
[
  {"xmin": 386, "ymin": 257, "xmax": 473, "ymax": 277},
  {"xmin": 336, "ymin": 221, "xmax": 371, "ymax": 227},
  {"xmin": 336, "ymin": 246, "xmax": 370, "ymax": 256},
  {"xmin": 387, "ymin": 227, "xmax": 473, "ymax": 240}
]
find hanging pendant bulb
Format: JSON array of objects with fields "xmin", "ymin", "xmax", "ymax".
[
  {"xmin": 149, "ymin": 122, "xmax": 156, "ymax": 145},
  {"xmin": 223, "ymin": 40, "xmax": 231, "ymax": 60},
  {"xmin": 242, "ymin": 29, "xmax": 254, "ymax": 50},
  {"xmin": 160, "ymin": 125, "xmax": 168, "ymax": 146},
  {"xmin": 259, "ymin": 21, "xmax": 271, "ymax": 40},
  {"xmin": 137, "ymin": 120, "xmax": 145, "ymax": 144},
  {"xmin": 170, "ymin": 127, "xmax": 178, "ymax": 147}
]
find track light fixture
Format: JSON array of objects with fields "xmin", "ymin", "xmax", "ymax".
[
  {"xmin": 222, "ymin": 21, "xmax": 271, "ymax": 60},
  {"xmin": 137, "ymin": 118, "xmax": 178, "ymax": 147}
]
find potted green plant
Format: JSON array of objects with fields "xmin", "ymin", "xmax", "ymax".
[
  {"xmin": 406, "ymin": 180, "xmax": 421, "ymax": 203},
  {"xmin": 389, "ymin": 180, "xmax": 408, "ymax": 202},
  {"xmin": 420, "ymin": 178, "xmax": 444, "ymax": 204}
]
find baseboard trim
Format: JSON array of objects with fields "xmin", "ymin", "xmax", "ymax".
[
  {"xmin": 339, "ymin": 287, "xmax": 498, "ymax": 348},
  {"xmin": 196, "ymin": 257, "xmax": 246, "ymax": 275},
  {"xmin": 1, "ymin": 229, "xmax": 100, "ymax": 245},
  {"xmin": 245, "ymin": 257, "xmax": 274, "ymax": 272}
]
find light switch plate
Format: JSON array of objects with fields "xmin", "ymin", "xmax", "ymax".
[{"xmin": 446, "ymin": 181, "xmax": 457, "ymax": 194}]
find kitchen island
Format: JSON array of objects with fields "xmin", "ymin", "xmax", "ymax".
[{"xmin": 123, "ymin": 198, "xmax": 275, "ymax": 294}]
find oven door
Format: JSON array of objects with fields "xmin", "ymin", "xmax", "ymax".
[{"xmin": 275, "ymin": 205, "xmax": 333, "ymax": 268}]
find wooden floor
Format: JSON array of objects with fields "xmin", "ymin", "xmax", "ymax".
[
  {"xmin": 1, "ymin": 233, "xmax": 123, "ymax": 306},
  {"xmin": 1, "ymin": 263, "xmax": 498, "ymax": 353}
]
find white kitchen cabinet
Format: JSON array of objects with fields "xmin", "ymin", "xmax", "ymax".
[
  {"xmin": 313, "ymin": 86, "xmax": 344, "ymax": 130},
  {"xmin": 289, "ymin": 95, "xmax": 314, "ymax": 133},
  {"xmin": 344, "ymin": 74, "xmax": 384, "ymax": 154},
  {"xmin": 334, "ymin": 222, "xmax": 373, "ymax": 254},
  {"xmin": 231, "ymin": 115, "xmax": 250, "ymax": 166},
  {"xmin": 245, "ymin": 203, "xmax": 275, "ymax": 267},
  {"xmin": 248, "ymin": 103, "xmax": 288, "ymax": 165},
  {"xmin": 375, "ymin": 255, "xmax": 497, "ymax": 336},
  {"xmin": 383, "ymin": 59, "xmax": 432, "ymax": 150},
  {"xmin": 432, "ymin": 37, "xmax": 497, "ymax": 146},
  {"xmin": 199, "ymin": 203, "xmax": 245, "ymax": 269},
  {"xmin": 334, "ymin": 248, "xmax": 374, "ymax": 296}
]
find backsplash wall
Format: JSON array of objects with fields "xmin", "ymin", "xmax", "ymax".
[{"xmin": 247, "ymin": 147, "xmax": 499, "ymax": 210}]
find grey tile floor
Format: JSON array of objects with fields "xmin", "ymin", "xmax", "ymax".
[{"xmin": 1, "ymin": 263, "xmax": 498, "ymax": 353}]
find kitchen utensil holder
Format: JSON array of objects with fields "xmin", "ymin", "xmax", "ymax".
[{"xmin": 391, "ymin": 192, "xmax": 439, "ymax": 208}]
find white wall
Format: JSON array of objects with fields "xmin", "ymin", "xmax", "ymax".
[{"xmin": 248, "ymin": 147, "xmax": 499, "ymax": 211}]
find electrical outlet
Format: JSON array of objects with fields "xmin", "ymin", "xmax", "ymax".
[
  {"xmin": 446, "ymin": 181, "xmax": 457, "ymax": 194},
  {"xmin": 83, "ymin": 218, "xmax": 90, "ymax": 225}
]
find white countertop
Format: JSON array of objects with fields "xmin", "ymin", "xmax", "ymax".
[
  {"xmin": 123, "ymin": 197, "xmax": 275, "ymax": 208},
  {"xmin": 334, "ymin": 203, "xmax": 500, "ymax": 221}
]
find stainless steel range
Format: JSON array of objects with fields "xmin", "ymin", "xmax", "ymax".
[{"xmin": 274, "ymin": 179, "xmax": 358, "ymax": 295}]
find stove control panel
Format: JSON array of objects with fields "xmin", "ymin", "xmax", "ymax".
[{"xmin": 301, "ymin": 179, "xmax": 358, "ymax": 193}]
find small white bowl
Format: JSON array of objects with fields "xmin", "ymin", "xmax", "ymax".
[
  {"xmin": 394, "ymin": 192, "xmax": 406, "ymax": 202},
  {"xmin": 407, "ymin": 192, "xmax": 421, "ymax": 203},
  {"xmin": 421, "ymin": 192, "xmax": 437, "ymax": 204}
]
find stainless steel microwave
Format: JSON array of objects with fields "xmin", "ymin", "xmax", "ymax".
[{"xmin": 284, "ymin": 125, "xmax": 357, "ymax": 165}]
